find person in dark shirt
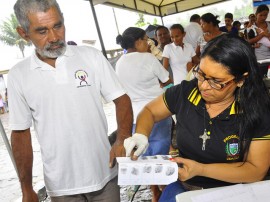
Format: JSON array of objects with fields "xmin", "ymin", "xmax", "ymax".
[
  {"xmin": 219, "ymin": 12, "xmax": 238, "ymax": 35},
  {"xmin": 124, "ymin": 34, "xmax": 270, "ymax": 202},
  {"xmin": 232, "ymin": 21, "xmax": 244, "ymax": 37}
]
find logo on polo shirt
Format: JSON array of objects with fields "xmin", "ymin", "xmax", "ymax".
[
  {"xmin": 75, "ymin": 70, "xmax": 91, "ymax": 88},
  {"xmin": 224, "ymin": 134, "xmax": 240, "ymax": 161}
]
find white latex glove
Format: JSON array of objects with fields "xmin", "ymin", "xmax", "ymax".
[{"xmin": 124, "ymin": 133, "xmax": 149, "ymax": 157}]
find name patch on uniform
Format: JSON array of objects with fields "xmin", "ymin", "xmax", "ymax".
[{"xmin": 224, "ymin": 134, "xmax": 240, "ymax": 161}]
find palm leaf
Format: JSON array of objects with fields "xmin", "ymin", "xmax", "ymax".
[{"xmin": 0, "ymin": 13, "xmax": 32, "ymax": 57}]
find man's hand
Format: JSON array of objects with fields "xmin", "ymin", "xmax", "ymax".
[
  {"xmin": 11, "ymin": 129, "xmax": 36, "ymax": 201},
  {"xmin": 109, "ymin": 140, "xmax": 126, "ymax": 168},
  {"xmin": 186, "ymin": 61, "xmax": 194, "ymax": 72},
  {"xmin": 124, "ymin": 133, "xmax": 149, "ymax": 160},
  {"xmin": 22, "ymin": 189, "xmax": 38, "ymax": 202},
  {"xmin": 112, "ymin": 94, "xmax": 133, "ymax": 165}
]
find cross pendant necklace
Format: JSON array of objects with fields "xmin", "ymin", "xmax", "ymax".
[{"xmin": 199, "ymin": 129, "xmax": 210, "ymax": 151}]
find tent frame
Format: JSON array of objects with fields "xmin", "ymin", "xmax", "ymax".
[
  {"xmin": 99, "ymin": 0, "xmax": 230, "ymax": 17},
  {"xmin": 88, "ymin": 0, "xmax": 230, "ymax": 57}
]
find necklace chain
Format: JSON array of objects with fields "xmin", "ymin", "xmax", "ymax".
[
  {"xmin": 200, "ymin": 107, "xmax": 211, "ymax": 151},
  {"xmin": 200, "ymin": 101, "xmax": 233, "ymax": 151}
]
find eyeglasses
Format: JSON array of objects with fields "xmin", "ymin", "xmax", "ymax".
[{"xmin": 192, "ymin": 66, "xmax": 235, "ymax": 90}]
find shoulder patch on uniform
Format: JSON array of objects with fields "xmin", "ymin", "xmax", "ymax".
[{"xmin": 188, "ymin": 88, "xmax": 201, "ymax": 106}]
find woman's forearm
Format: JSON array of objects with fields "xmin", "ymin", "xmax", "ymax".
[
  {"xmin": 135, "ymin": 106, "xmax": 155, "ymax": 137},
  {"xmin": 200, "ymin": 161, "xmax": 268, "ymax": 183}
]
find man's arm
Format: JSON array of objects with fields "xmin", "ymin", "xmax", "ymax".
[
  {"xmin": 162, "ymin": 57, "xmax": 170, "ymax": 71},
  {"xmin": 195, "ymin": 45, "xmax": 201, "ymax": 58},
  {"xmin": 11, "ymin": 129, "xmax": 38, "ymax": 202},
  {"xmin": 109, "ymin": 94, "xmax": 133, "ymax": 167}
]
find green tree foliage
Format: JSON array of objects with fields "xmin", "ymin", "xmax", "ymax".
[
  {"xmin": 135, "ymin": 13, "xmax": 147, "ymax": 27},
  {"xmin": 0, "ymin": 14, "xmax": 31, "ymax": 58},
  {"xmin": 153, "ymin": 18, "xmax": 158, "ymax": 25}
]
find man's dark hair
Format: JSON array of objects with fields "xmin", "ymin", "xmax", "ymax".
[
  {"xmin": 248, "ymin": 13, "xmax": 255, "ymax": 19},
  {"xmin": 190, "ymin": 14, "xmax": 200, "ymax": 22},
  {"xmin": 154, "ymin": 25, "xmax": 169, "ymax": 36},
  {"xmin": 225, "ymin": 12, "xmax": 233, "ymax": 20}
]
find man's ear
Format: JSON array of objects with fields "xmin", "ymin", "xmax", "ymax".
[{"xmin": 16, "ymin": 26, "xmax": 30, "ymax": 41}]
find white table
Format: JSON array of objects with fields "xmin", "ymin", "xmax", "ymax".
[{"xmin": 176, "ymin": 180, "xmax": 270, "ymax": 202}]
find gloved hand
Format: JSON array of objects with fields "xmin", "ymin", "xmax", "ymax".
[{"xmin": 124, "ymin": 133, "xmax": 149, "ymax": 157}]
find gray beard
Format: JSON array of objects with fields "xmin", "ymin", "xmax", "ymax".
[{"xmin": 36, "ymin": 40, "xmax": 66, "ymax": 59}]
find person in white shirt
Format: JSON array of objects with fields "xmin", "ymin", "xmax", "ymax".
[
  {"xmin": 247, "ymin": 24, "xmax": 270, "ymax": 47},
  {"xmin": 116, "ymin": 27, "xmax": 173, "ymax": 202},
  {"xmin": 247, "ymin": 4, "xmax": 270, "ymax": 77},
  {"xmin": 184, "ymin": 14, "xmax": 203, "ymax": 51},
  {"xmin": 10, "ymin": 0, "xmax": 133, "ymax": 201},
  {"xmin": 116, "ymin": 27, "xmax": 172, "ymax": 156},
  {"xmin": 163, "ymin": 24, "xmax": 199, "ymax": 85}
]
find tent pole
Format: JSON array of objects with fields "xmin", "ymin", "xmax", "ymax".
[
  {"xmin": 158, "ymin": 6, "xmax": 164, "ymax": 25},
  {"xmin": 161, "ymin": 16, "xmax": 164, "ymax": 25},
  {"xmin": 112, "ymin": 8, "xmax": 120, "ymax": 35},
  {"xmin": 87, "ymin": 0, "xmax": 107, "ymax": 59}
]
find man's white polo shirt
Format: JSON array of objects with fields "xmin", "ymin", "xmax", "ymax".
[{"xmin": 8, "ymin": 46, "xmax": 125, "ymax": 196}]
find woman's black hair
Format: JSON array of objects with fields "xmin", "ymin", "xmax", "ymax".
[
  {"xmin": 116, "ymin": 27, "xmax": 146, "ymax": 50},
  {"xmin": 200, "ymin": 33, "xmax": 270, "ymax": 160},
  {"xmin": 170, "ymin": 24, "xmax": 185, "ymax": 33},
  {"xmin": 201, "ymin": 13, "xmax": 220, "ymax": 27},
  {"xmin": 256, "ymin": 4, "xmax": 269, "ymax": 15}
]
